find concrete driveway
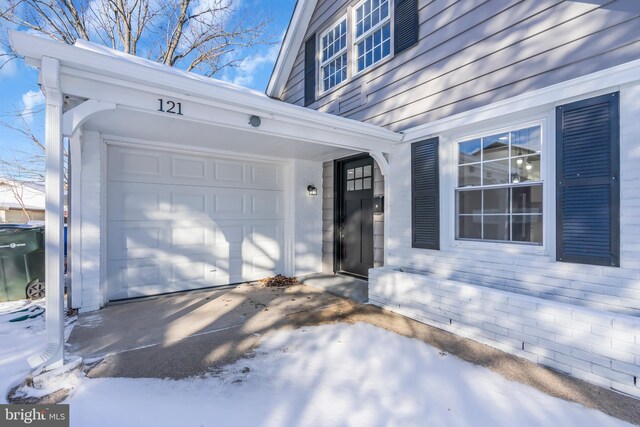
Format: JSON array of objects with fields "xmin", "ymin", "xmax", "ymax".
[
  {"xmin": 67, "ymin": 282, "xmax": 640, "ymax": 425},
  {"xmin": 68, "ymin": 283, "xmax": 353, "ymax": 378}
]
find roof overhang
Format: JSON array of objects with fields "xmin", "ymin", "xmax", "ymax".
[
  {"xmin": 10, "ymin": 30, "xmax": 401, "ymax": 159},
  {"xmin": 266, "ymin": 0, "xmax": 316, "ymax": 99}
]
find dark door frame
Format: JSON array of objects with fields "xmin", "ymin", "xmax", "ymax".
[{"xmin": 333, "ymin": 153, "xmax": 374, "ymax": 277}]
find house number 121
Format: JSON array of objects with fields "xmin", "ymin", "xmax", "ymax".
[{"xmin": 158, "ymin": 99, "xmax": 183, "ymax": 115}]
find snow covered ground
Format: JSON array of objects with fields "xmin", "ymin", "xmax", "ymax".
[
  {"xmin": 0, "ymin": 301, "xmax": 634, "ymax": 427},
  {"xmin": 0, "ymin": 299, "xmax": 47, "ymax": 402}
]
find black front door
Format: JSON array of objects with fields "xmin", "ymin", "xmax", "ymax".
[{"xmin": 336, "ymin": 156, "xmax": 374, "ymax": 277}]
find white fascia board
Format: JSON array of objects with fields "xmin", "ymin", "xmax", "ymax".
[
  {"xmin": 58, "ymin": 68, "xmax": 395, "ymax": 152},
  {"xmin": 266, "ymin": 0, "xmax": 317, "ymax": 99},
  {"xmin": 401, "ymin": 57, "xmax": 640, "ymax": 143},
  {"xmin": 9, "ymin": 30, "xmax": 401, "ymax": 149}
]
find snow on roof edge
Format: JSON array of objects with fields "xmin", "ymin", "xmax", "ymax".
[{"xmin": 73, "ymin": 39, "xmax": 268, "ymax": 98}]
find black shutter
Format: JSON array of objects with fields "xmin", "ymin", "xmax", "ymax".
[
  {"xmin": 304, "ymin": 34, "xmax": 316, "ymax": 106},
  {"xmin": 395, "ymin": 0, "xmax": 419, "ymax": 55},
  {"xmin": 556, "ymin": 92, "xmax": 620, "ymax": 267},
  {"xmin": 412, "ymin": 137, "xmax": 440, "ymax": 249}
]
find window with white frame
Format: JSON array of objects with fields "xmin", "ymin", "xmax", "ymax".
[
  {"xmin": 456, "ymin": 125, "xmax": 543, "ymax": 244},
  {"xmin": 320, "ymin": 18, "xmax": 348, "ymax": 92},
  {"xmin": 354, "ymin": 0, "xmax": 391, "ymax": 73}
]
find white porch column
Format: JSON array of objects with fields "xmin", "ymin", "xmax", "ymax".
[
  {"xmin": 29, "ymin": 56, "xmax": 65, "ymax": 370},
  {"xmin": 68, "ymin": 131, "xmax": 82, "ymax": 309}
]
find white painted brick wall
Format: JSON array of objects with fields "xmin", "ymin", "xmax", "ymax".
[
  {"xmin": 369, "ymin": 266, "xmax": 640, "ymax": 398},
  {"xmin": 294, "ymin": 159, "xmax": 323, "ymax": 276}
]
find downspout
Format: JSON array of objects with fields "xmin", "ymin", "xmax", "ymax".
[{"xmin": 28, "ymin": 56, "xmax": 65, "ymax": 370}]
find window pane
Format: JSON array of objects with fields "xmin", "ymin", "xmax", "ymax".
[
  {"xmin": 459, "ymin": 138, "xmax": 481, "ymax": 164},
  {"xmin": 374, "ymin": 45, "xmax": 381, "ymax": 62},
  {"xmin": 382, "ymin": 39, "xmax": 390, "ymax": 57},
  {"xmin": 483, "ymin": 160, "xmax": 509, "ymax": 185},
  {"xmin": 382, "ymin": 22, "xmax": 390, "ymax": 40},
  {"xmin": 458, "ymin": 164, "xmax": 481, "ymax": 187},
  {"xmin": 381, "ymin": 0, "xmax": 389, "ymax": 18},
  {"xmin": 458, "ymin": 215, "xmax": 482, "ymax": 239},
  {"xmin": 363, "ymin": 177, "xmax": 372, "ymax": 189},
  {"xmin": 483, "ymin": 188, "xmax": 509, "ymax": 214},
  {"xmin": 363, "ymin": 165, "xmax": 372, "ymax": 177},
  {"xmin": 512, "ymin": 185, "xmax": 543, "ymax": 214},
  {"xmin": 347, "ymin": 180, "xmax": 354, "ymax": 191},
  {"xmin": 347, "ymin": 168, "xmax": 355, "ymax": 179},
  {"xmin": 483, "ymin": 215, "xmax": 510, "ymax": 241},
  {"xmin": 355, "ymin": 167, "xmax": 363, "ymax": 178},
  {"xmin": 512, "ymin": 215, "xmax": 543, "ymax": 244},
  {"xmin": 457, "ymin": 190, "xmax": 481, "ymax": 215},
  {"xmin": 511, "ymin": 154, "xmax": 541, "ymax": 183},
  {"xmin": 511, "ymin": 126, "xmax": 541, "ymax": 156},
  {"xmin": 482, "ymin": 132, "xmax": 510, "ymax": 161},
  {"xmin": 355, "ymin": 179, "xmax": 363, "ymax": 190}
]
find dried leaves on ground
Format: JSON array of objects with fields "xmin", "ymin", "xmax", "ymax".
[{"xmin": 259, "ymin": 275, "xmax": 300, "ymax": 288}]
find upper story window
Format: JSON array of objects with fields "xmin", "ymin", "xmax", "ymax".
[
  {"xmin": 456, "ymin": 125, "xmax": 543, "ymax": 245},
  {"xmin": 320, "ymin": 18, "xmax": 348, "ymax": 92},
  {"xmin": 354, "ymin": 0, "xmax": 391, "ymax": 73},
  {"xmin": 308, "ymin": 0, "xmax": 417, "ymax": 101}
]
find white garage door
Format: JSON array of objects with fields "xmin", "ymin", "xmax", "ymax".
[{"xmin": 106, "ymin": 145, "xmax": 285, "ymax": 300}]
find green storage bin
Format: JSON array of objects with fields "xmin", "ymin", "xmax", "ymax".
[{"xmin": 0, "ymin": 225, "xmax": 46, "ymax": 302}]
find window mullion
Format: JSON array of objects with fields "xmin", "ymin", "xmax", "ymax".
[
  {"xmin": 321, "ymin": 46, "xmax": 347, "ymax": 68},
  {"xmin": 354, "ymin": 16, "xmax": 390, "ymax": 44}
]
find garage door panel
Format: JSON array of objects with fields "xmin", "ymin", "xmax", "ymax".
[
  {"xmin": 171, "ymin": 156, "xmax": 209, "ymax": 180},
  {"xmin": 121, "ymin": 151, "xmax": 163, "ymax": 177},
  {"xmin": 109, "ymin": 181, "xmax": 282, "ymax": 221},
  {"xmin": 171, "ymin": 192, "xmax": 208, "ymax": 214},
  {"xmin": 108, "ymin": 220, "xmax": 217, "ymax": 260},
  {"xmin": 107, "ymin": 145, "xmax": 285, "ymax": 300},
  {"xmin": 108, "ymin": 146, "xmax": 283, "ymax": 191},
  {"xmin": 250, "ymin": 193, "xmax": 282, "ymax": 217},
  {"xmin": 108, "ymin": 146, "xmax": 165, "ymax": 180},
  {"xmin": 251, "ymin": 164, "xmax": 280, "ymax": 188},
  {"xmin": 108, "ymin": 253, "xmax": 215, "ymax": 300}
]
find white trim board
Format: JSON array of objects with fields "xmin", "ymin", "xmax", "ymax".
[{"xmin": 267, "ymin": 0, "xmax": 317, "ymax": 99}]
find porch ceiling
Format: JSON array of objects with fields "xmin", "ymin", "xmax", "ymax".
[{"xmin": 82, "ymin": 108, "xmax": 357, "ymax": 161}]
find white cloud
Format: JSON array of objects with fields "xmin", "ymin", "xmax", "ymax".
[
  {"xmin": 229, "ymin": 44, "xmax": 280, "ymax": 87},
  {"xmin": 0, "ymin": 46, "xmax": 18, "ymax": 77},
  {"xmin": 20, "ymin": 90, "xmax": 45, "ymax": 124}
]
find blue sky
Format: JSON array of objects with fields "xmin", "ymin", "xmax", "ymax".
[{"xmin": 0, "ymin": 0, "xmax": 296, "ymax": 178}]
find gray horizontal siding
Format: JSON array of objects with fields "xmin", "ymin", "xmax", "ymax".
[{"xmin": 281, "ymin": 0, "xmax": 640, "ymax": 131}]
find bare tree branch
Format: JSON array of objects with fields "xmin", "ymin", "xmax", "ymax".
[{"xmin": 0, "ymin": 0, "xmax": 275, "ymax": 182}]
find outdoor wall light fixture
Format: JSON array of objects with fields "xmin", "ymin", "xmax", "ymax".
[
  {"xmin": 307, "ymin": 185, "xmax": 318, "ymax": 196},
  {"xmin": 249, "ymin": 115, "xmax": 261, "ymax": 127}
]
